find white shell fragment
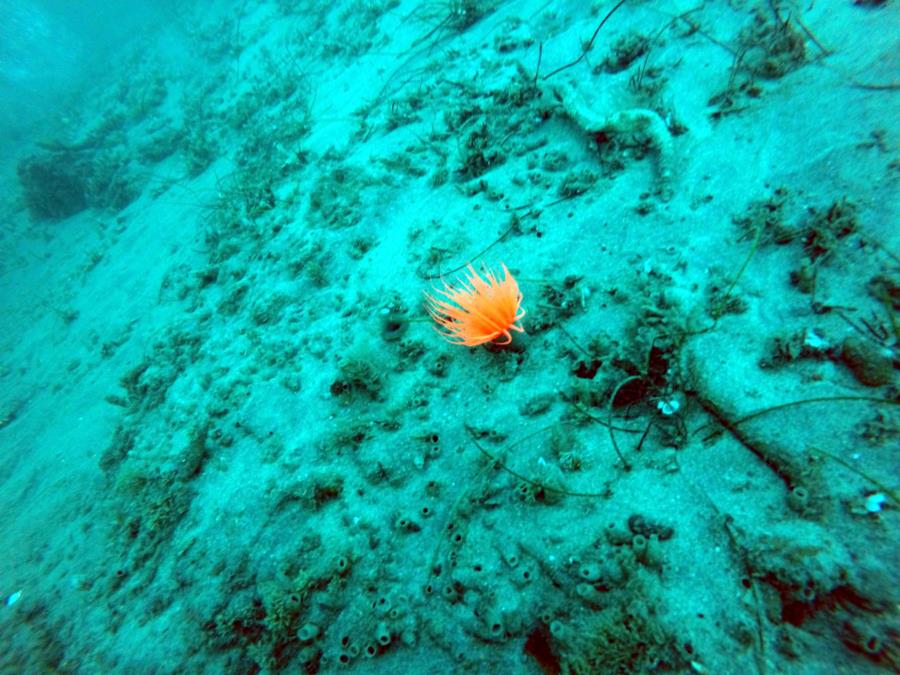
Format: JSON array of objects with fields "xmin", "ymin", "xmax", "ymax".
[{"xmin": 864, "ymin": 493, "xmax": 886, "ymax": 514}]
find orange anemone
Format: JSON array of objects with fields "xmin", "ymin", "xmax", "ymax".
[{"xmin": 424, "ymin": 262, "xmax": 525, "ymax": 347}]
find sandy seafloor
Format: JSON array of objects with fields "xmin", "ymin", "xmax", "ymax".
[{"xmin": 0, "ymin": 1, "xmax": 898, "ymax": 673}]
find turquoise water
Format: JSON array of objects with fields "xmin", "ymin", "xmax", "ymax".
[{"xmin": 1, "ymin": 1, "xmax": 898, "ymax": 673}]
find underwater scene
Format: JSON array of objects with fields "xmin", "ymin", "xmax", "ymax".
[{"xmin": 0, "ymin": 0, "xmax": 898, "ymax": 673}]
